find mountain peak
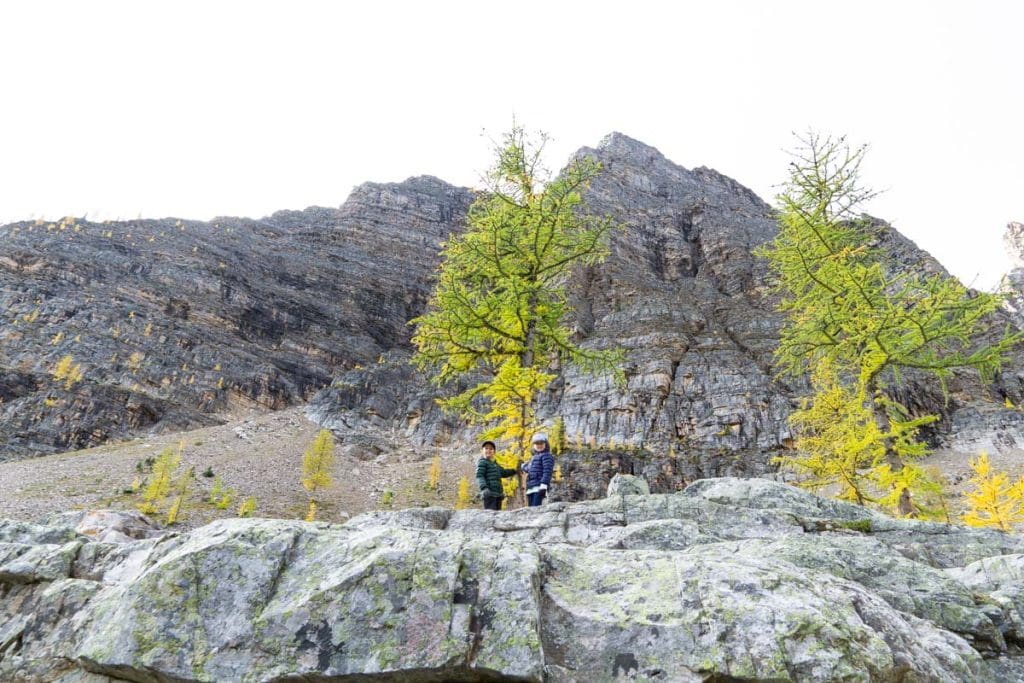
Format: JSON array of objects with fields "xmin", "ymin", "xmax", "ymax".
[{"xmin": 579, "ymin": 131, "xmax": 673, "ymax": 169}]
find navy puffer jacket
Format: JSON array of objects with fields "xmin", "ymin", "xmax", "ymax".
[{"xmin": 524, "ymin": 448, "xmax": 554, "ymax": 489}]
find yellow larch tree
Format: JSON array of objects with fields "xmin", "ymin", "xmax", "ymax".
[
  {"xmin": 961, "ymin": 452, "xmax": 1024, "ymax": 532},
  {"xmin": 302, "ymin": 429, "xmax": 335, "ymax": 521}
]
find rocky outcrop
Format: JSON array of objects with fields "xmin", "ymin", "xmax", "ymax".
[
  {"xmin": 2, "ymin": 479, "xmax": 1023, "ymax": 681},
  {"xmin": 310, "ymin": 135, "xmax": 1024, "ymax": 478},
  {"xmin": 0, "ymin": 178, "xmax": 473, "ymax": 458},
  {"xmin": 5, "ymin": 133, "xmax": 1023, "ymax": 469},
  {"xmin": 1002, "ymin": 222, "xmax": 1024, "ymax": 328}
]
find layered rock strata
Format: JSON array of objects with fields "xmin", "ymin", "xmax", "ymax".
[
  {"xmin": 310, "ymin": 136, "xmax": 1024, "ymax": 478},
  {"xmin": 0, "ymin": 178, "xmax": 473, "ymax": 457}
]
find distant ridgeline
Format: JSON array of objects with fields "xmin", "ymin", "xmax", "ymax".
[{"xmin": 4, "ymin": 134, "xmax": 1024, "ymax": 478}]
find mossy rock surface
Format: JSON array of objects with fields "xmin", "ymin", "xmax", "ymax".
[{"xmin": 2, "ymin": 478, "xmax": 1024, "ymax": 681}]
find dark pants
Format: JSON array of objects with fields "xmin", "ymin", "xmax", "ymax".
[
  {"xmin": 483, "ymin": 494, "xmax": 502, "ymax": 511},
  {"xmin": 527, "ymin": 490, "xmax": 546, "ymax": 507}
]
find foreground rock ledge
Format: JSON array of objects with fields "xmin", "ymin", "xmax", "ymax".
[{"xmin": 2, "ymin": 478, "xmax": 1023, "ymax": 682}]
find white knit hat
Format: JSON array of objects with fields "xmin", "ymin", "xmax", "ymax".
[{"xmin": 532, "ymin": 432, "xmax": 548, "ymax": 444}]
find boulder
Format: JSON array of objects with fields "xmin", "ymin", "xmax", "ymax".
[
  {"xmin": 606, "ymin": 473, "xmax": 650, "ymax": 497},
  {"xmin": 2, "ymin": 478, "xmax": 1024, "ymax": 681}
]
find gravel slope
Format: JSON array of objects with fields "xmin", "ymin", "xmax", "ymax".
[{"xmin": 0, "ymin": 407, "xmax": 474, "ymax": 527}]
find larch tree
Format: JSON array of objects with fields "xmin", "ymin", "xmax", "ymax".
[
  {"xmin": 302, "ymin": 429, "xmax": 335, "ymax": 521},
  {"xmin": 759, "ymin": 132, "xmax": 1021, "ymax": 516},
  {"xmin": 961, "ymin": 451, "xmax": 1024, "ymax": 531},
  {"xmin": 411, "ymin": 126, "xmax": 623, "ymax": 504}
]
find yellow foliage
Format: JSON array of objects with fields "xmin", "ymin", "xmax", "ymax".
[
  {"xmin": 491, "ymin": 448, "xmax": 521, "ymax": 499},
  {"xmin": 466, "ymin": 358, "xmax": 554, "ymax": 473},
  {"xmin": 553, "ymin": 464, "xmax": 562, "ymax": 483},
  {"xmin": 50, "ymin": 332, "xmax": 63, "ymax": 346},
  {"xmin": 305, "ymin": 500, "xmax": 317, "ymax": 522},
  {"xmin": 143, "ymin": 322, "xmax": 153, "ymax": 337},
  {"xmin": 165, "ymin": 466, "xmax": 194, "ymax": 525},
  {"xmin": 302, "ymin": 430, "xmax": 334, "ymax": 494},
  {"xmin": 127, "ymin": 352, "xmax": 144, "ymax": 372},
  {"xmin": 456, "ymin": 475, "xmax": 472, "ymax": 509},
  {"xmin": 238, "ymin": 496, "xmax": 256, "ymax": 518},
  {"xmin": 428, "ymin": 454, "xmax": 441, "ymax": 490},
  {"xmin": 776, "ymin": 360, "xmax": 937, "ymax": 514},
  {"xmin": 209, "ymin": 476, "xmax": 223, "ymax": 503},
  {"xmin": 52, "ymin": 355, "xmax": 84, "ymax": 390},
  {"xmin": 301, "ymin": 430, "xmax": 334, "ymax": 520},
  {"xmin": 1005, "ymin": 397, "xmax": 1015, "ymax": 409},
  {"xmin": 549, "ymin": 417, "xmax": 565, "ymax": 456},
  {"xmin": 139, "ymin": 446, "xmax": 180, "ymax": 515},
  {"xmin": 961, "ymin": 452, "xmax": 1024, "ymax": 532},
  {"xmin": 209, "ymin": 476, "xmax": 235, "ymax": 509}
]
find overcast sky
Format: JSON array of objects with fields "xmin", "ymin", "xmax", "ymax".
[{"xmin": 1, "ymin": 1, "xmax": 1020, "ymax": 288}]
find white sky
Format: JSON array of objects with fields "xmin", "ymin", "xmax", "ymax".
[{"xmin": 1, "ymin": 1, "xmax": 1021, "ymax": 289}]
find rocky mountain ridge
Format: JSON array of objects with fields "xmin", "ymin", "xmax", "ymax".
[
  {"xmin": 0, "ymin": 177, "xmax": 472, "ymax": 457},
  {"xmin": 3, "ymin": 132, "xmax": 1024, "ymax": 476},
  {"xmin": 2, "ymin": 478, "xmax": 1022, "ymax": 681},
  {"xmin": 309, "ymin": 133, "xmax": 1024, "ymax": 479}
]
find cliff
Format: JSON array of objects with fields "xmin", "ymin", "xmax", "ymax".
[{"xmin": 0, "ymin": 178, "xmax": 473, "ymax": 457}]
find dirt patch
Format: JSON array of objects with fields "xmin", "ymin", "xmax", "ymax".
[{"xmin": 0, "ymin": 407, "xmax": 479, "ymax": 528}]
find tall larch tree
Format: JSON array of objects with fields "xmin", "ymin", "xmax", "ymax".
[
  {"xmin": 411, "ymin": 126, "xmax": 624, "ymax": 504},
  {"xmin": 760, "ymin": 132, "xmax": 1021, "ymax": 515}
]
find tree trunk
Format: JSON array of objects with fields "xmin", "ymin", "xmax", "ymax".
[{"xmin": 509, "ymin": 295, "xmax": 540, "ymax": 510}]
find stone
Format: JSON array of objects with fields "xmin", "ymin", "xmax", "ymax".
[
  {"xmin": 0, "ymin": 178, "xmax": 473, "ymax": 459},
  {"xmin": 3, "ymin": 479, "xmax": 1024, "ymax": 681},
  {"xmin": 606, "ymin": 473, "xmax": 650, "ymax": 496}
]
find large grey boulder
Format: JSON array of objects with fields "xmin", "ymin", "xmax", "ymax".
[
  {"xmin": 2, "ymin": 478, "xmax": 1024, "ymax": 681},
  {"xmin": 606, "ymin": 473, "xmax": 650, "ymax": 496}
]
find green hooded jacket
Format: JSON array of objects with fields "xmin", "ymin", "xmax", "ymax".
[{"xmin": 476, "ymin": 457, "xmax": 517, "ymax": 498}]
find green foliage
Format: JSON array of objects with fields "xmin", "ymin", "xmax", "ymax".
[
  {"xmin": 238, "ymin": 496, "xmax": 257, "ymax": 518},
  {"xmin": 138, "ymin": 445, "xmax": 181, "ymax": 515},
  {"xmin": 760, "ymin": 132, "xmax": 1019, "ymax": 391},
  {"xmin": 549, "ymin": 417, "xmax": 566, "ymax": 456},
  {"xmin": 411, "ymin": 125, "xmax": 624, "ymax": 475},
  {"xmin": 208, "ymin": 476, "xmax": 235, "ymax": 510},
  {"xmin": 165, "ymin": 466, "xmax": 194, "ymax": 525},
  {"xmin": 760, "ymin": 133, "xmax": 1019, "ymax": 515},
  {"xmin": 301, "ymin": 429, "xmax": 334, "ymax": 520}
]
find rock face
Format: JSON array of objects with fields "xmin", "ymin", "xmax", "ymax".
[
  {"xmin": 1002, "ymin": 222, "xmax": 1024, "ymax": 328},
  {"xmin": 0, "ymin": 178, "xmax": 473, "ymax": 458},
  {"xmin": 310, "ymin": 135, "xmax": 1024, "ymax": 478},
  {"xmin": 2, "ymin": 479, "xmax": 1023, "ymax": 682},
  {"xmin": 5, "ymin": 133, "xmax": 1024, "ymax": 470}
]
